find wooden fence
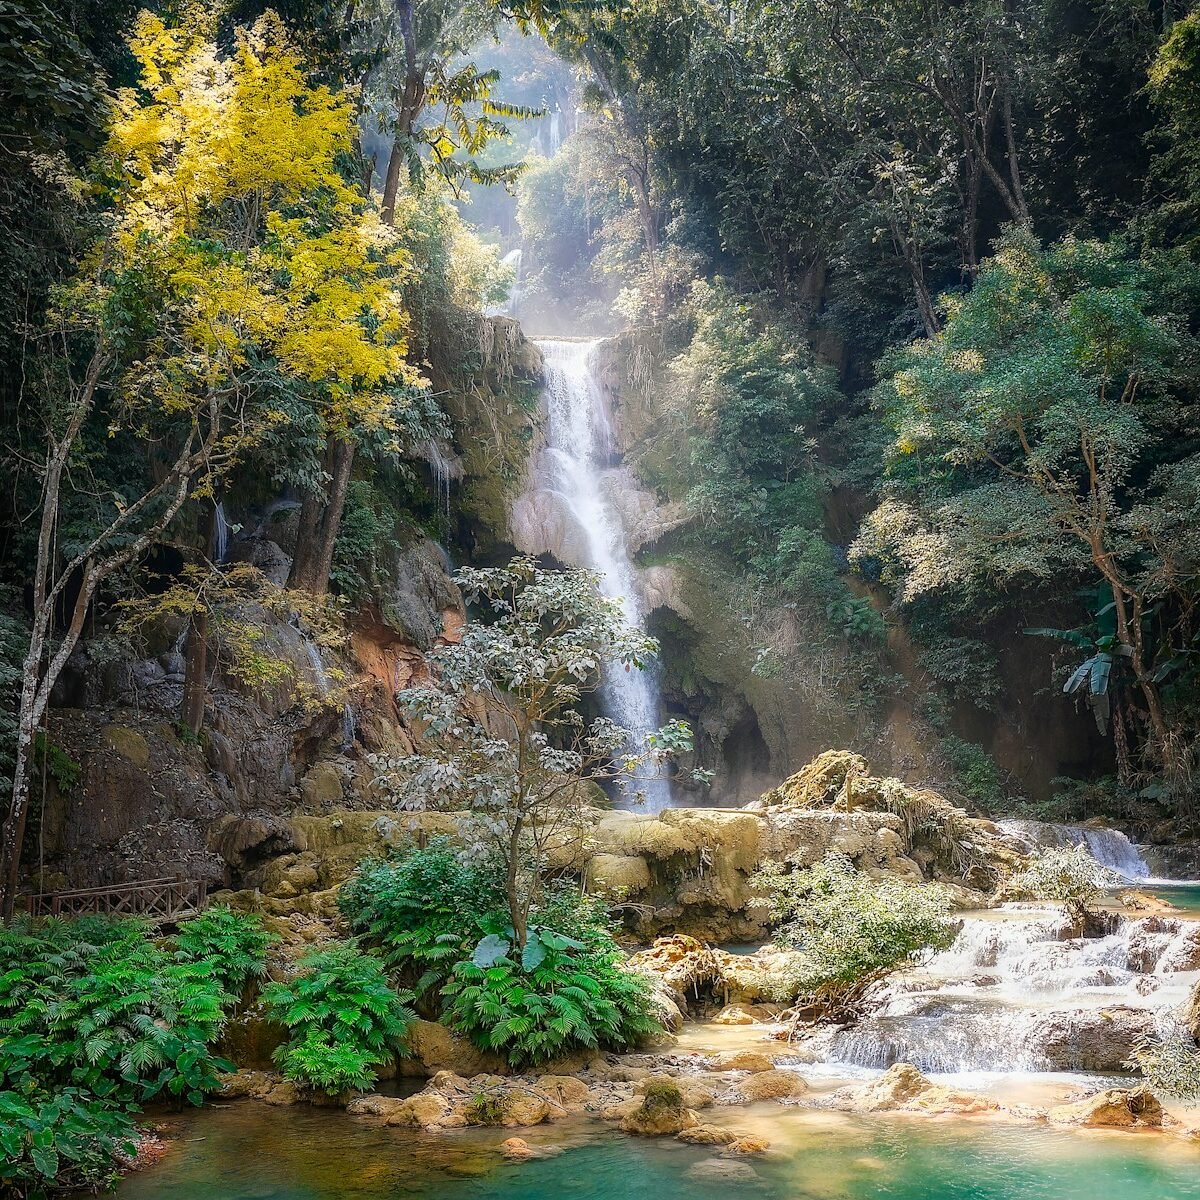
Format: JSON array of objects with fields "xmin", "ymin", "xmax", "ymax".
[{"xmin": 23, "ymin": 877, "xmax": 208, "ymax": 924}]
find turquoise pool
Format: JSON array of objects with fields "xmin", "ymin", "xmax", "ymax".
[{"xmin": 113, "ymin": 1101, "xmax": 1200, "ymax": 1200}]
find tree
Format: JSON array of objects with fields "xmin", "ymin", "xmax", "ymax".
[
  {"xmin": 1, "ymin": 11, "xmax": 423, "ymax": 915},
  {"xmin": 368, "ymin": 557, "xmax": 689, "ymax": 950},
  {"xmin": 753, "ymin": 853, "xmax": 957, "ymax": 1022},
  {"xmin": 858, "ymin": 231, "xmax": 1200, "ymax": 787}
]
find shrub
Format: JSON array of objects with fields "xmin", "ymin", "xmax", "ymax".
[
  {"xmin": 263, "ymin": 942, "xmax": 413, "ymax": 1095},
  {"xmin": 0, "ymin": 1087, "xmax": 137, "ymax": 1198},
  {"xmin": 753, "ymin": 854, "xmax": 957, "ymax": 1018},
  {"xmin": 0, "ymin": 916, "xmax": 232, "ymax": 1107},
  {"xmin": 999, "ymin": 845, "xmax": 1117, "ymax": 918},
  {"xmin": 172, "ymin": 905, "xmax": 275, "ymax": 994},
  {"xmin": 1129, "ymin": 1024, "xmax": 1200, "ymax": 1101},
  {"xmin": 441, "ymin": 918, "xmax": 658, "ymax": 1070},
  {"xmin": 338, "ymin": 841, "xmax": 502, "ymax": 1000}
]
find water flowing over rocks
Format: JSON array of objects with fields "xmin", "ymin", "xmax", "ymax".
[{"xmin": 804, "ymin": 906, "xmax": 1200, "ymax": 1075}]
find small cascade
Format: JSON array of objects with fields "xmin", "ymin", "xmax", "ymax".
[
  {"xmin": 548, "ymin": 110, "xmax": 562, "ymax": 155},
  {"xmin": 999, "ymin": 819, "xmax": 1150, "ymax": 880},
  {"xmin": 422, "ymin": 439, "xmax": 458, "ymax": 519},
  {"xmin": 500, "ymin": 247, "xmax": 524, "ymax": 315},
  {"xmin": 213, "ymin": 501, "xmax": 230, "ymax": 563},
  {"xmin": 530, "ymin": 337, "xmax": 672, "ymax": 811},
  {"xmin": 300, "ymin": 632, "xmax": 355, "ymax": 753},
  {"xmin": 816, "ymin": 907, "xmax": 1200, "ymax": 1077}
]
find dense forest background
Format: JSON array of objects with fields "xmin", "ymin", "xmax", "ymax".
[{"xmin": 4, "ymin": 0, "xmax": 1200, "ymax": 901}]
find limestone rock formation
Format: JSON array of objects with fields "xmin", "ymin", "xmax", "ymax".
[
  {"xmin": 834, "ymin": 1064, "xmax": 996, "ymax": 1116},
  {"xmin": 1048, "ymin": 1087, "xmax": 1165, "ymax": 1129}
]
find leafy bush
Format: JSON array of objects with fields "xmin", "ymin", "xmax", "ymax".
[
  {"xmin": 338, "ymin": 841, "xmax": 502, "ymax": 1000},
  {"xmin": 0, "ymin": 1087, "xmax": 137, "ymax": 1198},
  {"xmin": 263, "ymin": 942, "xmax": 413, "ymax": 1095},
  {"xmin": 442, "ymin": 914, "xmax": 658, "ymax": 1070},
  {"xmin": 753, "ymin": 854, "xmax": 957, "ymax": 1017},
  {"xmin": 172, "ymin": 905, "xmax": 275, "ymax": 995},
  {"xmin": 1129, "ymin": 1023, "xmax": 1200, "ymax": 1101},
  {"xmin": 999, "ymin": 845, "xmax": 1117, "ymax": 917},
  {"xmin": 0, "ymin": 916, "xmax": 232, "ymax": 1107}
]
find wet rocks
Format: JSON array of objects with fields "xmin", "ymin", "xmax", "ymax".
[
  {"xmin": 832, "ymin": 1064, "xmax": 995, "ymax": 1116},
  {"xmin": 725, "ymin": 1069, "xmax": 808, "ymax": 1103},
  {"xmin": 620, "ymin": 1080, "xmax": 700, "ymax": 1136},
  {"xmin": 1048, "ymin": 1087, "xmax": 1165, "ymax": 1129}
]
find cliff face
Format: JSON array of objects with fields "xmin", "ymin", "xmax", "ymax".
[{"xmin": 28, "ymin": 318, "xmax": 542, "ymax": 896}]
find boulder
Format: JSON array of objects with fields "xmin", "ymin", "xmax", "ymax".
[
  {"xmin": 620, "ymin": 1080, "xmax": 699, "ymax": 1136},
  {"xmin": 677, "ymin": 1124, "xmax": 737, "ymax": 1146},
  {"xmin": 402, "ymin": 1019, "xmax": 507, "ymax": 1078},
  {"xmin": 1048, "ymin": 1087, "xmax": 1164, "ymax": 1129},
  {"xmin": 533, "ymin": 1075, "xmax": 591, "ymax": 1112},
  {"xmin": 726, "ymin": 1068, "xmax": 808, "ymax": 1103},
  {"xmin": 501, "ymin": 1137, "xmax": 534, "ymax": 1160},
  {"xmin": 586, "ymin": 853, "xmax": 652, "ymax": 896},
  {"xmin": 726, "ymin": 1135, "xmax": 771, "ymax": 1154},
  {"xmin": 836, "ymin": 1064, "xmax": 995, "ymax": 1116},
  {"xmin": 684, "ymin": 1159, "xmax": 760, "ymax": 1183},
  {"xmin": 299, "ymin": 761, "xmax": 344, "ymax": 806},
  {"xmin": 706, "ymin": 1050, "xmax": 778, "ymax": 1074},
  {"xmin": 636, "ymin": 1074, "xmax": 715, "ymax": 1110}
]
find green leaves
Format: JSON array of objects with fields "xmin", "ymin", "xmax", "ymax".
[
  {"xmin": 263, "ymin": 941, "xmax": 413, "ymax": 1096},
  {"xmin": 443, "ymin": 898, "xmax": 658, "ymax": 1070},
  {"xmin": 754, "ymin": 854, "xmax": 957, "ymax": 999}
]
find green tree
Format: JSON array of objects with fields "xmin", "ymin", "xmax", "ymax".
[
  {"xmin": 858, "ymin": 231, "xmax": 1200, "ymax": 787},
  {"xmin": 369, "ymin": 556, "xmax": 688, "ymax": 951}
]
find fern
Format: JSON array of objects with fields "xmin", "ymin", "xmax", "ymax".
[{"xmin": 262, "ymin": 942, "xmax": 413, "ymax": 1096}]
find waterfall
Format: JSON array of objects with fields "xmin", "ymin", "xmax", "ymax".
[
  {"xmin": 423, "ymin": 439, "xmax": 456, "ymax": 518},
  {"xmin": 300, "ymin": 632, "xmax": 355, "ymax": 753},
  {"xmin": 213, "ymin": 502, "xmax": 230, "ymax": 563},
  {"xmin": 534, "ymin": 337, "xmax": 673, "ymax": 811},
  {"xmin": 998, "ymin": 819, "xmax": 1150, "ymax": 880}
]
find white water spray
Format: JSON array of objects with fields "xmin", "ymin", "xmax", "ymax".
[{"xmin": 534, "ymin": 337, "xmax": 672, "ymax": 810}]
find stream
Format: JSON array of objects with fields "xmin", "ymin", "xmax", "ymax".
[{"xmin": 113, "ymin": 1095, "xmax": 1200, "ymax": 1199}]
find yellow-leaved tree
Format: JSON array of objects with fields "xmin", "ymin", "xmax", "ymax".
[{"xmin": 3, "ymin": 10, "xmax": 424, "ymax": 915}]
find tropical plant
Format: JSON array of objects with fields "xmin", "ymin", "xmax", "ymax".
[
  {"xmin": 753, "ymin": 854, "xmax": 957, "ymax": 1020},
  {"xmin": 1, "ymin": 10, "xmax": 427, "ymax": 914},
  {"xmin": 337, "ymin": 840, "xmax": 503, "ymax": 1001},
  {"xmin": 369, "ymin": 556, "xmax": 687, "ymax": 953},
  {"xmin": 0, "ymin": 915, "xmax": 232, "ymax": 1107},
  {"xmin": 860, "ymin": 232, "xmax": 1200, "ymax": 786},
  {"xmin": 172, "ymin": 905, "xmax": 276, "ymax": 996},
  {"xmin": 263, "ymin": 942, "xmax": 413, "ymax": 1094},
  {"xmin": 441, "ymin": 917, "xmax": 657, "ymax": 1069},
  {"xmin": 0, "ymin": 1087, "xmax": 137, "ymax": 1198},
  {"xmin": 1129, "ymin": 1022, "xmax": 1200, "ymax": 1102},
  {"xmin": 1027, "ymin": 627, "xmax": 1133, "ymax": 735}
]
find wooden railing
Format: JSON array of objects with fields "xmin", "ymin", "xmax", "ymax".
[{"xmin": 23, "ymin": 877, "xmax": 208, "ymax": 924}]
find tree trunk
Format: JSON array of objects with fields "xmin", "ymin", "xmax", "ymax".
[
  {"xmin": 287, "ymin": 435, "xmax": 355, "ymax": 595},
  {"xmin": 181, "ymin": 607, "xmax": 209, "ymax": 735},
  {"xmin": 506, "ymin": 817, "xmax": 526, "ymax": 950}
]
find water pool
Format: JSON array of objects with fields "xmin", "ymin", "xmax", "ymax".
[{"xmin": 115, "ymin": 1102, "xmax": 1200, "ymax": 1200}]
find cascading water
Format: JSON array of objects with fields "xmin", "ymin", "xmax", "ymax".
[
  {"xmin": 300, "ymin": 629, "xmax": 355, "ymax": 753},
  {"xmin": 998, "ymin": 818, "xmax": 1150, "ymax": 880},
  {"xmin": 811, "ymin": 906, "xmax": 1200, "ymax": 1077},
  {"xmin": 533, "ymin": 337, "xmax": 673, "ymax": 810},
  {"xmin": 213, "ymin": 502, "xmax": 230, "ymax": 563}
]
